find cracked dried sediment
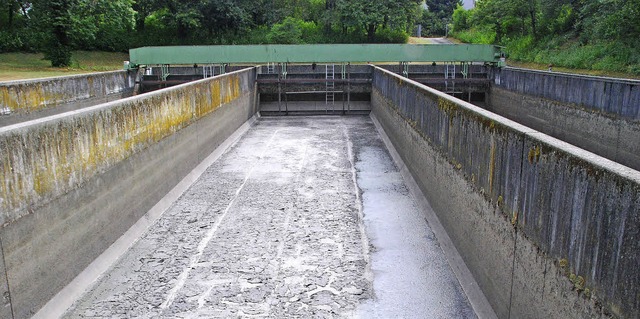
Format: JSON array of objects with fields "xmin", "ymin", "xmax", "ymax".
[{"xmin": 64, "ymin": 116, "xmax": 476, "ymax": 318}]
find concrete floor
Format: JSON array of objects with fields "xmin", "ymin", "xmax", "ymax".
[{"xmin": 63, "ymin": 116, "xmax": 476, "ymax": 318}]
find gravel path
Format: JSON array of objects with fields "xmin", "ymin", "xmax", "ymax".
[{"xmin": 64, "ymin": 116, "xmax": 475, "ymax": 318}]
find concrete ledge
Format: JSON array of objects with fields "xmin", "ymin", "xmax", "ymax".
[
  {"xmin": 497, "ymin": 67, "xmax": 640, "ymax": 120},
  {"xmin": 0, "ymin": 68, "xmax": 258, "ymax": 318},
  {"xmin": 372, "ymin": 66, "xmax": 640, "ymax": 318},
  {"xmin": 0, "ymin": 70, "xmax": 136, "ymax": 117},
  {"xmin": 487, "ymin": 85, "xmax": 640, "ymax": 172}
]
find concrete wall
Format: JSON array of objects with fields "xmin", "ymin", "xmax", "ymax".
[
  {"xmin": 371, "ymin": 66, "xmax": 639, "ymax": 319},
  {"xmin": 0, "ymin": 70, "xmax": 135, "ymax": 124},
  {"xmin": 0, "ymin": 68, "xmax": 258, "ymax": 318},
  {"xmin": 487, "ymin": 85, "xmax": 640, "ymax": 171},
  {"xmin": 496, "ymin": 67, "xmax": 640, "ymax": 120}
]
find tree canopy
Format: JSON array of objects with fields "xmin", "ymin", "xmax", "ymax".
[
  {"xmin": 451, "ymin": 0, "xmax": 640, "ymax": 74},
  {"xmin": 0, "ymin": 0, "xmax": 424, "ymax": 66}
]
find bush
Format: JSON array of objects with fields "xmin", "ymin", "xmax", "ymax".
[
  {"xmin": 44, "ymin": 43, "xmax": 72, "ymax": 67},
  {"xmin": 299, "ymin": 20, "xmax": 323, "ymax": 43},
  {"xmin": 628, "ymin": 64, "xmax": 640, "ymax": 75},
  {"xmin": 374, "ymin": 28, "xmax": 409, "ymax": 43},
  {"xmin": 267, "ymin": 17, "xmax": 305, "ymax": 44},
  {"xmin": 452, "ymin": 28, "xmax": 495, "ymax": 44},
  {"xmin": 0, "ymin": 30, "xmax": 43, "ymax": 53},
  {"xmin": 0, "ymin": 32, "xmax": 24, "ymax": 53},
  {"xmin": 503, "ymin": 35, "xmax": 535, "ymax": 60},
  {"xmin": 452, "ymin": 5, "xmax": 471, "ymax": 33}
]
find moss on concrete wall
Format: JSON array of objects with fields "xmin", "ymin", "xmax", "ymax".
[
  {"xmin": 0, "ymin": 70, "xmax": 247, "ymax": 227},
  {"xmin": 0, "ymin": 71, "xmax": 135, "ymax": 115},
  {"xmin": 372, "ymin": 66, "xmax": 640, "ymax": 318}
]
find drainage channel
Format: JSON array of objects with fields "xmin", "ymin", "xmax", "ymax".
[{"xmin": 56, "ymin": 115, "xmax": 486, "ymax": 318}]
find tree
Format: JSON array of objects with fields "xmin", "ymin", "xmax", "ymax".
[
  {"xmin": 267, "ymin": 17, "xmax": 304, "ymax": 43},
  {"xmin": 30, "ymin": 0, "xmax": 135, "ymax": 65},
  {"xmin": 452, "ymin": 4, "xmax": 470, "ymax": 32},
  {"xmin": 32, "ymin": 0, "xmax": 76, "ymax": 67},
  {"xmin": 335, "ymin": 0, "xmax": 420, "ymax": 42},
  {"xmin": 132, "ymin": 0, "xmax": 159, "ymax": 31},
  {"xmin": 579, "ymin": 0, "xmax": 640, "ymax": 47},
  {"xmin": 422, "ymin": 0, "xmax": 461, "ymax": 35},
  {"xmin": 73, "ymin": 0, "xmax": 135, "ymax": 51},
  {"xmin": 200, "ymin": 0, "xmax": 249, "ymax": 36},
  {"xmin": 425, "ymin": 0, "xmax": 461, "ymax": 18},
  {"xmin": 336, "ymin": 0, "xmax": 385, "ymax": 41}
]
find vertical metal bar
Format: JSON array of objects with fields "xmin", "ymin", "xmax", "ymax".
[
  {"xmin": 342, "ymin": 63, "xmax": 346, "ymax": 114},
  {"xmin": 283, "ymin": 63, "xmax": 288, "ymax": 115},
  {"xmin": 277, "ymin": 64, "xmax": 282, "ymax": 113},
  {"xmin": 347, "ymin": 62, "xmax": 351, "ymax": 113}
]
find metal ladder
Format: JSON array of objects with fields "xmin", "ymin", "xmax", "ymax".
[
  {"xmin": 461, "ymin": 62, "xmax": 469, "ymax": 79},
  {"xmin": 400, "ymin": 61, "xmax": 409, "ymax": 77},
  {"xmin": 267, "ymin": 62, "xmax": 275, "ymax": 74},
  {"xmin": 445, "ymin": 62, "xmax": 456, "ymax": 94},
  {"xmin": 326, "ymin": 64, "xmax": 335, "ymax": 106},
  {"xmin": 202, "ymin": 65, "xmax": 215, "ymax": 78},
  {"xmin": 160, "ymin": 64, "xmax": 170, "ymax": 81}
]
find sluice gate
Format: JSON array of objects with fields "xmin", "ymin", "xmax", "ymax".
[{"xmin": 131, "ymin": 44, "xmax": 503, "ymax": 109}]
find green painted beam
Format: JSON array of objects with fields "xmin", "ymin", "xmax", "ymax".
[{"xmin": 129, "ymin": 44, "xmax": 505, "ymax": 66}]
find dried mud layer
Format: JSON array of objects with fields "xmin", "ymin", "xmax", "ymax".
[{"xmin": 64, "ymin": 116, "xmax": 475, "ymax": 318}]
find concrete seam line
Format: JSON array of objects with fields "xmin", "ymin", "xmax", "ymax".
[
  {"xmin": 369, "ymin": 113, "xmax": 498, "ymax": 319},
  {"xmin": 32, "ymin": 115, "xmax": 258, "ymax": 319},
  {"xmin": 160, "ymin": 120, "xmax": 279, "ymax": 310},
  {"xmin": 0, "ymin": 238, "xmax": 15, "ymax": 319}
]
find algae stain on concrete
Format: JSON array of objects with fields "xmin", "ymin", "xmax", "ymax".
[{"xmin": 1, "ymin": 73, "xmax": 251, "ymax": 226}]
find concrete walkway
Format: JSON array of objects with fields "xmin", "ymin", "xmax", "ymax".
[{"xmin": 63, "ymin": 116, "xmax": 476, "ymax": 318}]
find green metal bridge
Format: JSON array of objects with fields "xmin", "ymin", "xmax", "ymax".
[{"xmin": 128, "ymin": 44, "xmax": 506, "ymax": 67}]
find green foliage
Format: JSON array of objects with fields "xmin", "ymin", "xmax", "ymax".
[
  {"xmin": 72, "ymin": 0, "xmax": 136, "ymax": 51},
  {"xmin": 451, "ymin": 0, "xmax": 640, "ymax": 75},
  {"xmin": 427, "ymin": 0, "xmax": 461, "ymax": 15},
  {"xmin": 452, "ymin": 28, "xmax": 495, "ymax": 44},
  {"xmin": 33, "ymin": 0, "xmax": 76, "ymax": 67},
  {"xmin": 421, "ymin": 0, "xmax": 461, "ymax": 35},
  {"xmin": 44, "ymin": 43, "xmax": 73, "ymax": 67},
  {"xmin": 0, "ymin": 31, "xmax": 25, "ymax": 53},
  {"xmin": 375, "ymin": 28, "xmax": 409, "ymax": 43},
  {"xmin": 0, "ymin": 0, "xmax": 423, "ymax": 58},
  {"xmin": 334, "ymin": 0, "xmax": 420, "ymax": 41},
  {"xmin": 418, "ymin": 10, "xmax": 442, "ymax": 36},
  {"xmin": 0, "ymin": 27, "xmax": 47, "ymax": 53},
  {"xmin": 451, "ymin": 5, "xmax": 470, "ymax": 32},
  {"xmin": 267, "ymin": 17, "xmax": 305, "ymax": 44}
]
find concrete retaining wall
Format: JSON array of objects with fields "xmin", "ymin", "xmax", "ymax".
[
  {"xmin": 496, "ymin": 67, "xmax": 640, "ymax": 120},
  {"xmin": 487, "ymin": 85, "xmax": 640, "ymax": 171},
  {"xmin": 0, "ymin": 70, "xmax": 135, "ymax": 121},
  {"xmin": 371, "ymin": 66, "xmax": 639, "ymax": 318},
  {"xmin": 0, "ymin": 68, "xmax": 258, "ymax": 318}
]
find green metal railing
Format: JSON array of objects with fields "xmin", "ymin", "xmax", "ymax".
[{"xmin": 128, "ymin": 44, "xmax": 506, "ymax": 68}]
